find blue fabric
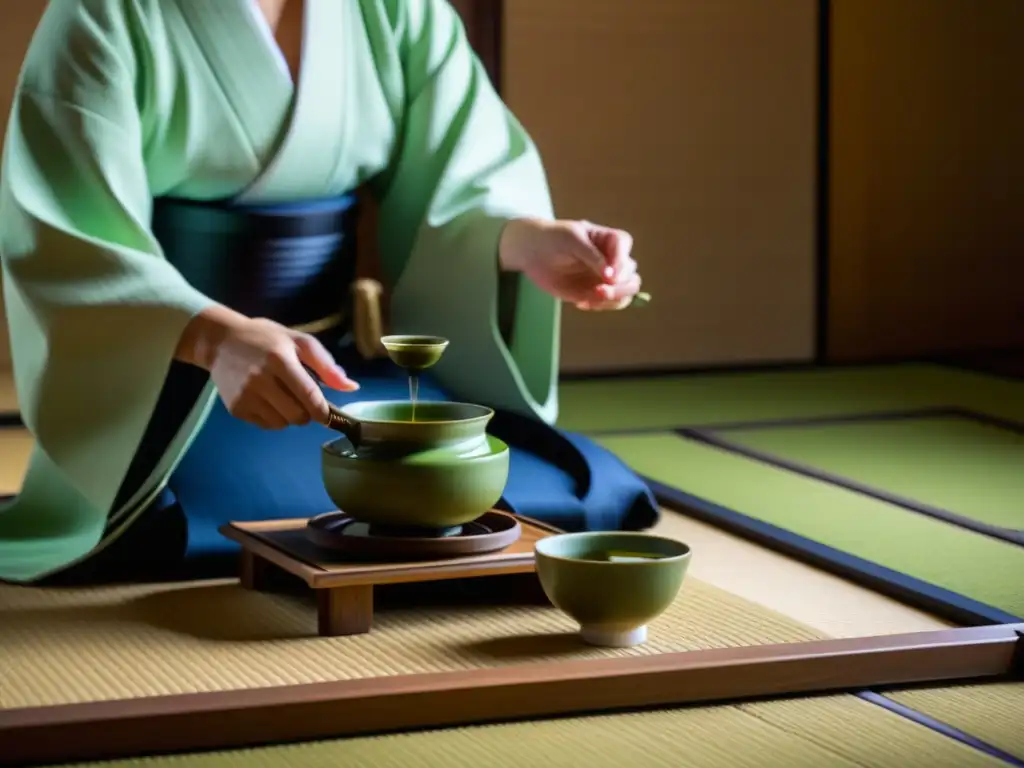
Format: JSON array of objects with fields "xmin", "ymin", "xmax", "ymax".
[
  {"xmin": 169, "ymin": 350, "xmax": 658, "ymax": 566},
  {"xmin": 50, "ymin": 193, "xmax": 658, "ymax": 583}
]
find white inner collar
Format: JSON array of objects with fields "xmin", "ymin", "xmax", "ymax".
[{"xmin": 247, "ymin": 0, "xmax": 293, "ymax": 83}]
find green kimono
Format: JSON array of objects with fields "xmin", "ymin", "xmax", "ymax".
[{"xmin": 0, "ymin": 0, "xmax": 559, "ymax": 583}]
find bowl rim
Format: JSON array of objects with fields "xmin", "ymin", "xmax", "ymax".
[
  {"xmin": 321, "ymin": 433, "xmax": 510, "ymax": 461},
  {"xmin": 535, "ymin": 531, "xmax": 692, "ymax": 564},
  {"xmin": 341, "ymin": 400, "xmax": 494, "ymax": 427},
  {"xmin": 380, "ymin": 334, "xmax": 450, "ymax": 349}
]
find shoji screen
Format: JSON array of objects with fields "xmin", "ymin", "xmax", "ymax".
[{"xmin": 504, "ymin": 0, "xmax": 818, "ymax": 373}]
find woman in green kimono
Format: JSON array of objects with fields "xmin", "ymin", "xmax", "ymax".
[{"xmin": 0, "ymin": 0, "xmax": 656, "ymax": 584}]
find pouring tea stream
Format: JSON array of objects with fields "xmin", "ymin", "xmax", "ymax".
[{"xmin": 315, "ymin": 333, "xmax": 507, "ymax": 530}]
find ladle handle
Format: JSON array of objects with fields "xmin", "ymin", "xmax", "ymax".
[
  {"xmin": 302, "ymin": 364, "xmax": 362, "ymax": 444},
  {"xmin": 326, "ymin": 404, "xmax": 362, "ymax": 445}
]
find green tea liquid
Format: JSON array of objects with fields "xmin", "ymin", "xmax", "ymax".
[{"xmin": 599, "ymin": 551, "xmax": 665, "ymax": 563}]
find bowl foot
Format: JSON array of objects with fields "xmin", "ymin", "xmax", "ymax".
[{"xmin": 580, "ymin": 625, "xmax": 648, "ymax": 648}]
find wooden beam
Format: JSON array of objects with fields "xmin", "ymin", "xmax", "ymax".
[{"xmin": 1, "ymin": 623, "xmax": 1020, "ymax": 765}]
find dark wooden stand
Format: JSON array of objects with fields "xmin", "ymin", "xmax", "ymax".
[{"xmin": 221, "ymin": 512, "xmax": 560, "ymax": 637}]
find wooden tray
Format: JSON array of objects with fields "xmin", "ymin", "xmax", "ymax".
[{"xmin": 219, "ymin": 511, "xmax": 559, "ymax": 637}]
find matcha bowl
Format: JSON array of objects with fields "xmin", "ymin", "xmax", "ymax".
[
  {"xmin": 534, "ymin": 532, "xmax": 691, "ymax": 647},
  {"xmin": 321, "ymin": 400, "xmax": 510, "ymax": 530}
]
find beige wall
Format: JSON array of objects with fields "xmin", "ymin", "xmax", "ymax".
[
  {"xmin": 0, "ymin": 2, "xmax": 43, "ymax": 370},
  {"xmin": 504, "ymin": 0, "xmax": 819, "ymax": 373},
  {"xmin": 828, "ymin": 0, "xmax": 1024, "ymax": 361},
  {"xmin": 0, "ymin": 3, "xmax": 40, "ymax": 150}
]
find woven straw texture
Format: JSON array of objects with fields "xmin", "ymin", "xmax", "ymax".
[
  {"xmin": 57, "ymin": 694, "xmax": 1004, "ymax": 767},
  {"xmin": 0, "ymin": 575, "xmax": 819, "ymax": 708},
  {"xmin": 2, "ymin": 560, "xmax": 1020, "ymax": 765}
]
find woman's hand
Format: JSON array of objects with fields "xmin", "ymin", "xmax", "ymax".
[
  {"xmin": 176, "ymin": 305, "xmax": 359, "ymax": 429},
  {"xmin": 499, "ymin": 218, "xmax": 641, "ymax": 310}
]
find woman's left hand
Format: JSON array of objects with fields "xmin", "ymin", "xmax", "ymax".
[{"xmin": 499, "ymin": 218, "xmax": 641, "ymax": 310}]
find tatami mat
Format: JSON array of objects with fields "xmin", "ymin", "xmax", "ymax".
[
  {"xmin": 0, "ymin": 576, "xmax": 826, "ymax": 709},
  {"xmin": 2, "ymin": 367, "xmax": 1021, "ymax": 763},
  {"xmin": 0, "ymin": 564, "xmax": 1010, "ymax": 767},
  {"xmin": 653, "ymin": 512, "xmax": 1024, "ymax": 762},
  {"xmin": 4, "ymin": 547, "xmax": 1022, "ymax": 765},
  {"xmin": 718, "ymin": 415, "xmax": 1024, "ymax": 533},
  {"xmin": 651, "ymin": 508, "xmax": 950, "ymax": 637},
  {"xmin": 58, "ymin": 695, "xmax": 1004, "ymax": 768},
  {"xmin": 600, "ymin": 433, "xmax": 1024, "ymax": 617},
  {"xmin": 888, "ymin": 683, "xmax": 1024, "ymax": 760},
  {"xmin": 558, "ymin": 363, "xmax": 1024, "ymax": 433}
]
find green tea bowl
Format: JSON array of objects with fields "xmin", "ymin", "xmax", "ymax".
[
  {"xmin": 321, "ymin": 400, "xmax": 510, "ymax": 529},
  {"xmin": 534, "ymin": 532, "xmax": 691, "ymax": 647}
]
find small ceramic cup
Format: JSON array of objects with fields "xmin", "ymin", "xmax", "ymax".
[
  {"xmin": 534, "ymin": 532, "xmax": 691, "ymax": 648},
  {"xmin": 380, "ymin": 335, "xmax": 449, "ymax": 372}
]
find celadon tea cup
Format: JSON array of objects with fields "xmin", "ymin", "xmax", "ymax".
[{"xmin": 534, "ymin": 532, "xmax": 691, "ymax": 648}]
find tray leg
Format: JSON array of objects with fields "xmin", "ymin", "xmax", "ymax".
[
  {"xmin": 240, "ymin": 551, "xmax": 273, "ymax": 591},
  {"xmin": 318, "ymin": 585, "xmax": 374, "ymax": 637}
]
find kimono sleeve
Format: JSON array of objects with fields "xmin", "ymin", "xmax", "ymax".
[
  {"xmin": 0, "ymin": 0, "xmax": 212, "ymax": 541},
  {"xmin": 373, "ymin": 0, "xmax": 561, "ymax": 424}
]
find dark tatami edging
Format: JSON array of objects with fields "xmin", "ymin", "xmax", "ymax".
[{"xmin": 679, "ymin": 406, "xmax": 1024, "ymax": 547}]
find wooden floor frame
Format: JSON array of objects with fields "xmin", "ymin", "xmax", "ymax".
[{"xmin": 0, "ymin": 583, "xmax": 1021, "ymax": 765}]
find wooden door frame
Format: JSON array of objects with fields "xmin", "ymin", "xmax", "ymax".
[
  {"xmin": 451, "ymin": 0, "xmax": 504, "ymax": 91},
  {"xmin": 814, "ymin": 0, "xmax": 831, "ymax": 363}
]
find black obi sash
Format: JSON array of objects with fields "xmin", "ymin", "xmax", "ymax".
[{"xmin": 150, "ymin": 194, "xmax": 361, "ymax": 328}]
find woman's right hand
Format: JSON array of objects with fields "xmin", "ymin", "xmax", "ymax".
[{"xmin": 176, "ymin": 305, "xmax": 359, "ymax": 429}]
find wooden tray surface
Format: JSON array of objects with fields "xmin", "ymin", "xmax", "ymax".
[{"xmin": 221, "ymin": 512, "xmax": 558, "ymax": 588}]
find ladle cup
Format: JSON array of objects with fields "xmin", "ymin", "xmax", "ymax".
[{"xmin": 380, "ymin": 334, "xmax": 450, "ymax": 373}]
